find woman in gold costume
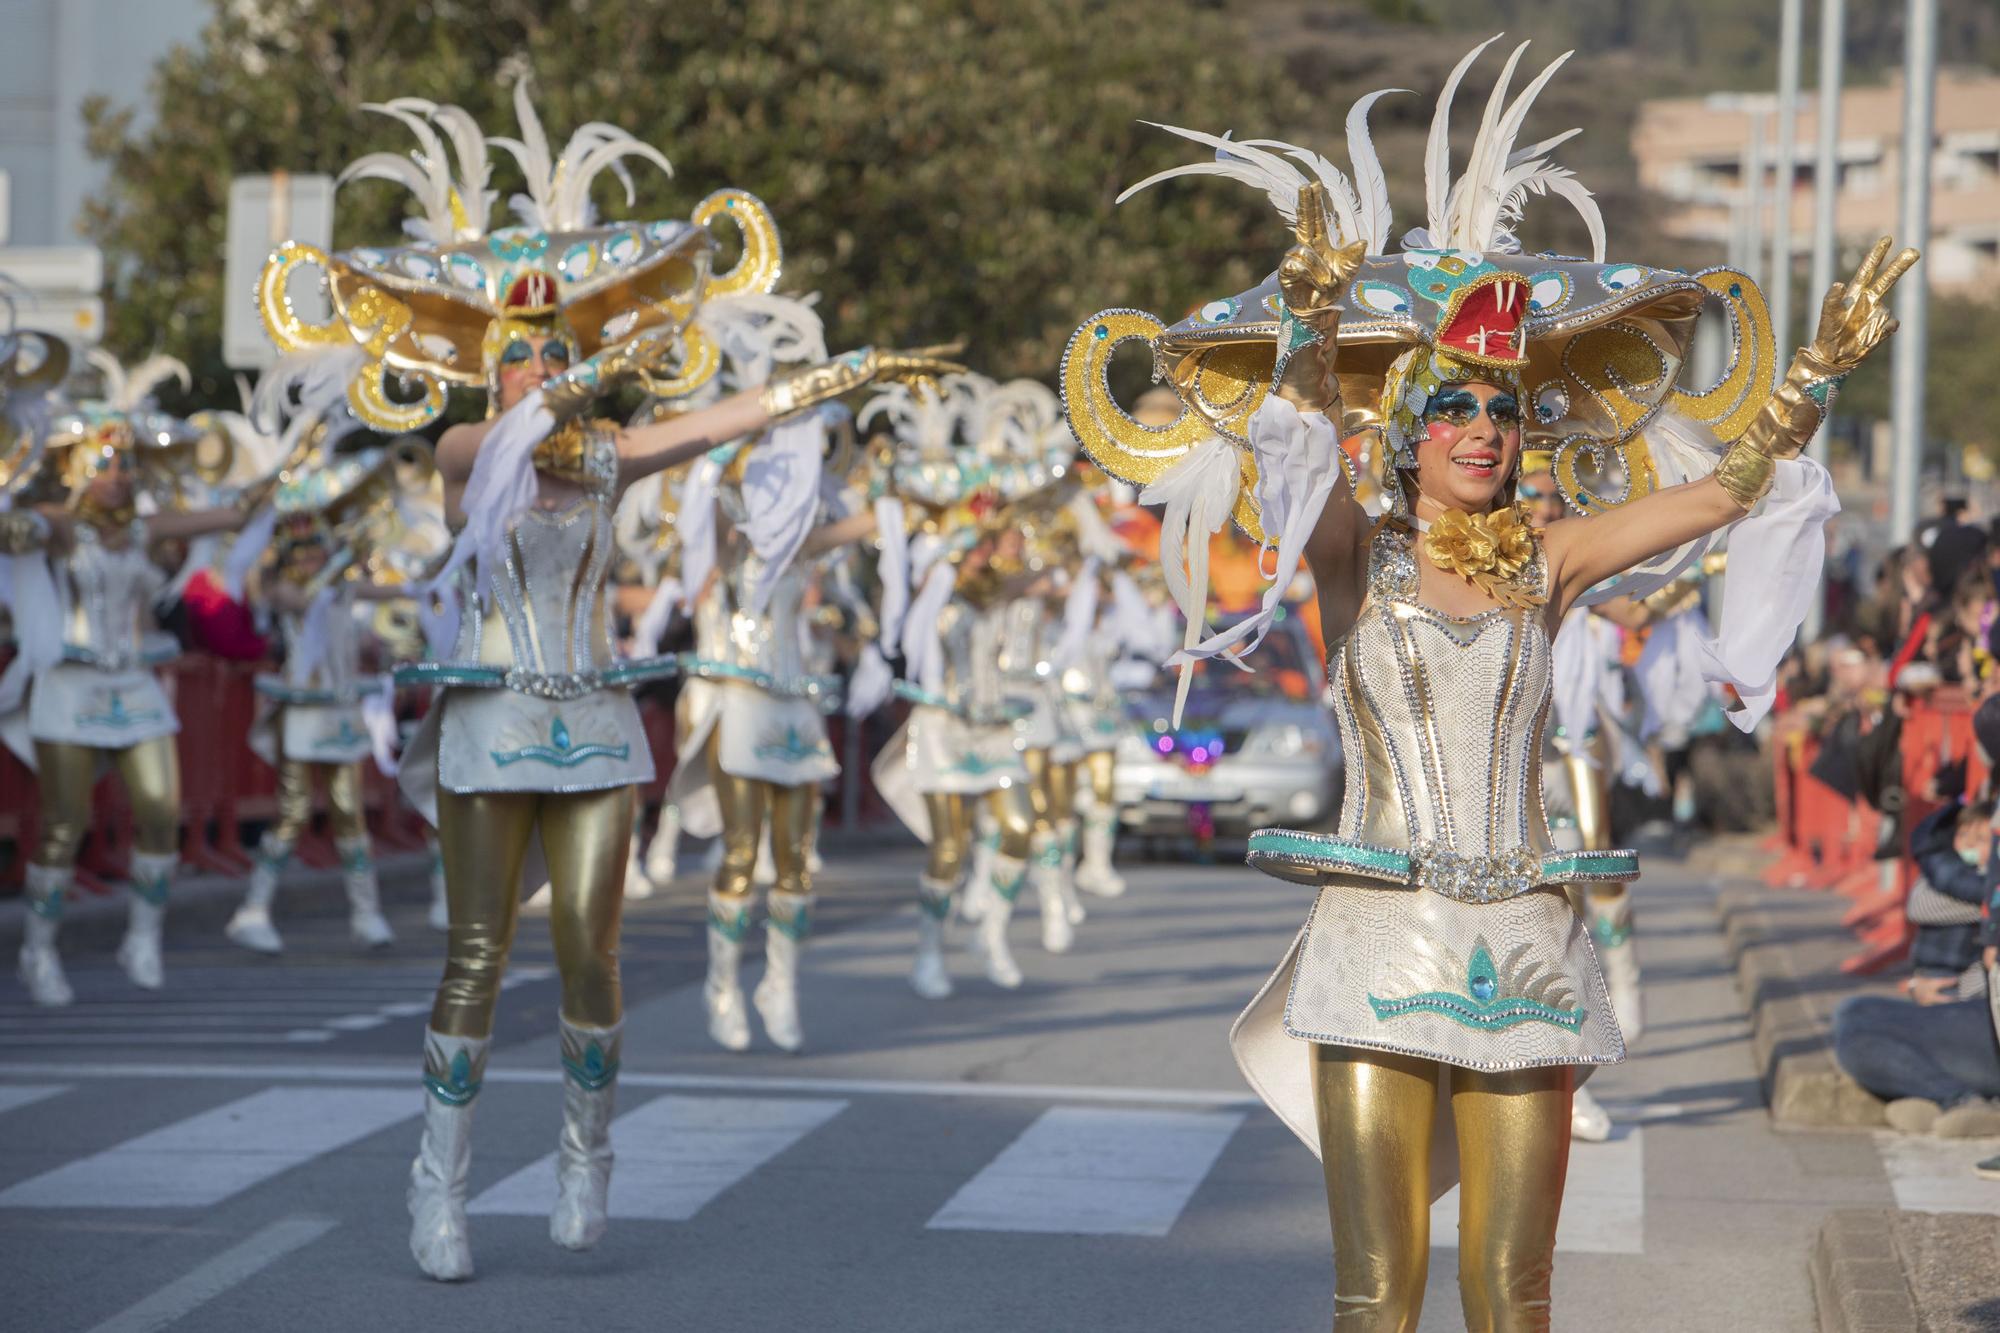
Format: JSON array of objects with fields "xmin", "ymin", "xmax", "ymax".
[{"xmin": 1064, "ymin": 39, "xmax": 1915, "ymax": 1330}]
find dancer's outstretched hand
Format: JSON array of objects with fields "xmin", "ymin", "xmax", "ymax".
[
  {"xmin": 1808, "ymin": 235, "xmax": 1919, "ymax": 373},
  {"xmin": 1277, "ymin": 185, "xmax": 1368, "ymax": 337}
]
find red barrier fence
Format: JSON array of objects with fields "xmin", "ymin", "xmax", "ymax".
[
  {"xmin": 0, "ymin": 655, "xmax": 893, "ymax": 893},
  {"xmin": 1761, "ymin": 694, "xmax": 1986, "ymax": 976}
]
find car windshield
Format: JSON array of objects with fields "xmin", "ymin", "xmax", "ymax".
[{"xmin": 1128, "ymin": 612, "xmax": 1319, "ymax": 708}]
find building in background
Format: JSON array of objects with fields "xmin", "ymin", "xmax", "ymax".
[
  {"xmin": 0, "ymin": 0, "xmax": 207, "ymax": 343},
  {"xmin": 1633, "ymin": 68, "xmax": 2000, "ymax": 293}
]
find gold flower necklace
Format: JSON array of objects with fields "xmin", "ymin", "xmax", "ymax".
[{"xmin": 1409, "ymin": 501, "xmax": 1544, "ymax": 612}]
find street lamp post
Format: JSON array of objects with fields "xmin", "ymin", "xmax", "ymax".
[
  {"xmin": 1771, "ymin": 0, "xmax": 1803, "ymax": 381},
  {"xmin": 1888, "ymin": 0, "xmax": 1937, "ymax": 545}
]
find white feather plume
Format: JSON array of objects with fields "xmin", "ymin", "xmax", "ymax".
[
  {"xmin": 87, "ymin": 349, "xmax": 190, "ymax": 413},
  {"xmin": 1344, "ymin": 88, "xmax": 1407, "ymax": 252},
  {"xmin": 1423, "ymin": 35, "xmax": 1504, "ymax": 247},
  {"xmin": 1119, "ymin": 125, "xmax": 1324, "ymax": 232},
  {"xmin": 488, "ymin": 76, "xmax": 671, "ymax": 233}
]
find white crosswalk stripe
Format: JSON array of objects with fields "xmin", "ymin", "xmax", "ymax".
[
  {"xmin": 1429, "ymin": 1125, "xmax": 1645, "ymax": 1255},
  {"xmin": 0, "ymin": 1084, "xmax": 68, "ymax": 1116},
  {"xmin": 928, "ymin": 1106, "xmax": 1246, "ymax": 1237},
  {"xmin": 471, "ymin": 1094, "xmax": 849, "ymax": 1221},
  {"xmin": 0, "ymin": 1087, "xmax": 414, "ymax": 1209}
]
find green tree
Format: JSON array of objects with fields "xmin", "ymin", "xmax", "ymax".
[{"xmin": 83, "ymin": 0, "xmax": 1314, "ymax": 411}]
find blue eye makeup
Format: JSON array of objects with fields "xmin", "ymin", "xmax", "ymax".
[
  {"xmin": 1423, "ymin": 387, "xmax": 1521, "ymax": 429},
  {"xmin": 499, "ymin": 339, "xmax": 536, "ymax": 367}
]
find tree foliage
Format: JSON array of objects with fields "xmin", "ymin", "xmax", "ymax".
[{"xmin": 83, "ymin": 0, "xmax": 1316, "ymax": 411}]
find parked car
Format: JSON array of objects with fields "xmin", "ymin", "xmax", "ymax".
[{"xmin": 1111, "ymin": 613, "xmax": 1341, "ymax": 838}]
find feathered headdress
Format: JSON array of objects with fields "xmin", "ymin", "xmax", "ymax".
[
  {"xmin": 1063, "ymin": 35, "xmax": 1777, "ymax": 538},
  {"xmin": 257, "ymin": 75, "xmax": 791, "ymax": 431},
  {"xmin": 44, "ymin": 349, "xmax": 231, "ymax": 504}
]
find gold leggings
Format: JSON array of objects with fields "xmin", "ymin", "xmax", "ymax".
[
  {"xmin": 1084, "ymin": 749, "xmax": 1115, "ymax": 808},
  {"xmin": 706, "ymin": 735, "xmax": 815, "ymax": 900},
  {"xmin": 268, "ymin": 756, "xmax": 367, "ymax": 845},
  {"xmin": 1312, "ymin": 1044, "xmax": 1572, "ymax": 1333},
  {"xmin": 430, "ymin": 783, "xmax": 632, "ymax": 1037},
  {"xmin": 922, "ymin": 791, "xmax": 973, "ymax": 882},
  {"xmin": 1560, "ymin": 751, "xmax": 1611, "ymax": 853},
  {"xmin": 34, "ymin": 736, "xmax": 181, "ymax": 866},
  {"xmin": 1022, "ymin": 748, "xmax": 1077, "ymax": 829}
]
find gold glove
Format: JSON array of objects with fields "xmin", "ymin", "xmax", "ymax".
[
  {"xmin": 1721, "ymin": 236, "xmax": 1918, "ymax": 508},
  {"xmin": 760, "ymin": 343, "xmax": 968, "ymax": 421},
  {"xmin": 1273, "ymin": 185, "xmax": 1367, "ymax": 417}
]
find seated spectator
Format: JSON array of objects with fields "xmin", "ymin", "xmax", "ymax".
[
  {"xmin": 1903, "ymin": 799, "xmax": 1993, "ymax": 1000},
  {"xmin": 1832, "ymin": 991, "xmax": 2000, "ymax": 1136}
]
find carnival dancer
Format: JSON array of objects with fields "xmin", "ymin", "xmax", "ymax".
[
  {"xmin": 1064, "ymin": 466, "xmax": 1138, "ymax": 900},
  {"xmin": 223, "ymin": 424, "xmax": 441, "ymax": 954},
  {"xmin": 1062, "ymin": 37, "xmax": 1914, "ymax": 1327},
  {"xmin": 254, "ymin": 82, "xmax": 957, "ymax": 1280},
  {"xmin": 2, "ymin": 346, "xmax": 265, "ymax": 1006}
]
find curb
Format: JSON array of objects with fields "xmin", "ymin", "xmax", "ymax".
[
  {"xmin": 1715, "ymin": 882, "xmax": 1889, "ymax": 1129},
  {"xmin": 1811, "ymin": 1211, "xmax": 1921, "ymax": 1333}
]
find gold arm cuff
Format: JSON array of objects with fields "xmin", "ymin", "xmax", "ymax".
[
  {"xmin": 759, "ymin": 351, "xmax": 874, "ymax": 422},
  {"xmin": 1740, "ymin": 350, "xmax": 1847, "ymax": 461},
  {"xmin": 1714, "ymin": 440, "xmax": 1774, "ymax": 510},
  {"xmin": 0, "ymin": 510, "xmax": 50, "ymax": 554}
]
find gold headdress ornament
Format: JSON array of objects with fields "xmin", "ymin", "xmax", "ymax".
[
  {"xmin": 1061, "ymin": 35, "xmax": 1776, "ymax": 541},
  {"xmin": 44, "ymin": 349, "xmax": 233, "ymax": 511},
  {"xmin": 0, "ymin": 288, "xmax": 70, "ymax": 501},
  {"xmin": 258, "ymin": 75, "xmax": 787, "ymax": 430}
]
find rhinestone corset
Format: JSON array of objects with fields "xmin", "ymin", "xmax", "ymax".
[
  {"xmin": 59, "ymin": 520, "xmax": 164, "ymax": 670},
  {"xmin": 450, "ymin": 430, "xmax": 618, "ymax": 689},
  {"xmin": 1328, "ymin": 523, "xmax": 1553, "ymax": 859}
]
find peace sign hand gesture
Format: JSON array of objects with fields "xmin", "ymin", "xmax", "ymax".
[{"xmin": 1806, "ymin": 235, "xmax": 1920, "ymax": 375}]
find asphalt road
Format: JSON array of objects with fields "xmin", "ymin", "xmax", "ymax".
[{"xmin": 0, "ymin": 842, "xmax": 1978, "ymax": 1332}]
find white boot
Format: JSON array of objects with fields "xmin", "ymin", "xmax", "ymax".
[
  {"xmin": 959, "ymin": 824, "xmax": 999, "ymax": 925},
  {"xmin": 643, "ymin": 804, "xmax": 682, "ymax": 885},
  {"xmin": 755, "ymin": 891, "xmax": 811, "ymax": 1053},
  {"xmin": 1031, "ymin": 832, "xmax": 1075, "ymax": 955},
  {"xmin": 911, "ymin": 876, "xmax": 955, "ymax": 1000},
  {"xmin": 704, "ymin": 893, "xmax": 753, "ymax": 1052},
  {"xmin": 974, "ymin": 854, "xmax": 1026, "ymax": 989},
  {"xmin": 117, "ymin": 852, "xmax": 173, "ymax": 991},
  {"xmin": 1056, "ymin": 820, "xmax": 1086, "ymax": 925},
  {"xmin": 551, "ymin": 1018, "xmax": 620, "ymax": 1250},
  {"xmin": 623, "ymin": 809, "xmax": 656, "ymax": 900},
  {"xmin": 1073, "ymin": 806, "xmax": 1127, "ymax": 899},
  {"xmin": 1590, "ymin": 888, "xmax": 1644, "ymax": 1043},
  {"xmin": 1571, "ymin": 1085, "xmax": 1613, "ymax": 1143},
  {"xmin": 409, "ymin": 1029, "xmax": 484, "ymax": 1281},
  {"xmin": 427, "ymin": 846, "xmax": 450, "ymax": 932},
  {"xmin": 752, "ymin": 831, "xmax": 778, "ymax": 888},
  {"xmin": 18, "ymin": 863, "xmax": 73, "ymax": 1007},
  {"xmin": 225, "ymin": 835, "xmax": 288, "ymax": 954},
  {"xmin": 339, "ymin": 836, "xmax": 395, "ymax": 949}
]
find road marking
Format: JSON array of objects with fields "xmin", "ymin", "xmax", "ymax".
[
  {"xmin": 0, "ymin": 1059, "xmax": 1259, "ymax": 1108},
  {"xmin": 470, "ymin": 1094, "xmax": 848, "ymax": 1221},
  {"xmin": 1429, "ymin": 1125, "xmax": 1644, "ymax": 1255},
  {"xmin": 82, "ymin": 1215, "xmax": 336, "ymax": 1333},
  {"xmin": 0, "ymin": 1033, "xmax": 340, "ymax": 1047},
  {"xmin": 0, "ymin": 1087, "xmax": 413, "ymax": 1209},
  {"xmin": 1875, "ymin": 1131, "xmax": 2000, "ymax": 1214},
  {"xmin": 928, "ymin": 1106, "xmax": 1246, "ymax": 1237},
  {"xmin": 0, "ymin": 1084, "xmax": 67, "ymax": 1115}
]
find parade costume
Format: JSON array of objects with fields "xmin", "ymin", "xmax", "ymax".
[
  {"xmin": 256, "ymin": 82, "xmax": 955, "ymax": 1280},
  {"xmin": 224, "ymin": 426, "xmax": 443, "ymax": 954},
  {"xmin": 3, "ymin": 346, "xmax": 247, "ymax": 1006},
  {"xmin": 860, "ymin": 378, "xmax": 1037, "ymax": 994},
  {"xmin": 1063, "ymin": 37, "xmax": 1910, "ymax": 1328}
]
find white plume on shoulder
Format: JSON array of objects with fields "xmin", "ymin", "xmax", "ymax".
[{"xmin": 693, "ymin": 292, "xmax": 827, "ymax": 389}]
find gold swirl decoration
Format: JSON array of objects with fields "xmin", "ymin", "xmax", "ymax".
[
  {"xmin": 1549, "ymin": 430, "xmax": 1658, "ymax": 516},
  {"xmin": 257, "ymin": 241, "xmax": 348, "ymax": 352},
  {"xmin": 637, "ymin": 321, "xmax": 723, "ymax": 400},
  {"xmin": 1665, "ymin": 268, "xmax": 1776, "ymax": 444},
  {"xmin": 1060, "ymin": 309, "xmax": 1264, "ymax": 541},
  {"xmin": 693, "ymin": 189, "xmax": 783, "ymax": 300}
]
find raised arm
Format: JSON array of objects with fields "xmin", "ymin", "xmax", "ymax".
[
  {"xmin": 1544, "ymin": 236, "xmax": 1918, "ymax": 617},
  {"xmin": 146, "ymin": 506, "xmax": 256, "ymax": 542},
  {"xmin": 798, "ymin": 508, "xmax": 879, "ymax": 561}
]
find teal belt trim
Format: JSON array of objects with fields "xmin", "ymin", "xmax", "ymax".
[
  {"xmin": 62, "ymin": 644, "xmax": 179, "ymax": 668},
  {"xmin": 392, "ymin": 656, "xmax": 681, "ymax": 694},
  {"xmin": 892, "ymin": 680, "xmax": 955, "ymax": 712},
  {"xmin": 676, "ymin": 655, "xmax": 842, "ymax": 710},
  {"xmin": 1245, "ymin": 827, "xmax": 1639, "ymax": 901}
]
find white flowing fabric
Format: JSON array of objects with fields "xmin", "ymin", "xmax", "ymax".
[
  {"xmin": 290, "ymin": 584, "xmax": 341, "ymax": 683},
  {"xmin": 423, "ymin": 389, "xmax": 557, "ymax": 653},
  {"xmin": 901, "ymin": 561, "xmax": 957, "ymax": 695},
  {"xmin": 630, "ymin": 576, "xmax": 683, "ymax": 657},
  {"xmin": 1549, "ymin": 610, "xmax": 1602, "ymax": 756},
  {"xmin": 1697, "ymin": 457, "xmax": 1839, "ymax": 731},
  {"xmin": 1048, "ymin": 557, "xmax": 1101, "ymax": 672},
  {"xmin": 873, "ymin": 497, "xmax": 910, "ymax": 650},
  {"xmin": 844, "ymin": 643, "xmax": 893, "ymax": 718},
  {"xmin": 1139, "ymin": 435, "xmax": 1241, "ymax": 726},
  {"xmin": 736, "ymin": 414, "xmax": 827, "ymax": 615},
  {"xmin": 675, "ymin": 453, "xmax": 724, "ymax": 615},
  {"xmin": 222, "ymin": 504, "xmax": 279, "ymax": 600},
  {"xmin": 362, "ymin": 675, "xmax": 401, "ymax": 777},
  {"xmin": 0, "ymin": 544, "xmax": 59, "ymax": 715},
  {"xmin": 1635, "ymin": 605, "xmax": 1715, "ymax": 742}
]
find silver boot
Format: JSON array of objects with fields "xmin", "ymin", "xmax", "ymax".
[
  {"xmin": 117, "ymin": 852, "xmax": 174, "ymax": 991},
  {"xmin": 1590, "ymin": 887, "xmax": 1643, "ymax": 1043},
  {"xmin": 339, "ymin": 835, "xmax": 395, "ymax": 949},
  {"xmin": 225, "ymin": 834, "xmax": 288, "ymax": 954},
  {"xmin": 623, "ymin": 807, "xmax": 656, "ymax": 900},
  {"xmin": 974, "ymin": 854, "xmax": 1027, "ymax": 989},
  {"xmin": 643, "ymin": 802, "xmax": 682, "ymax": 885},
  {"xmin": 704, "ymin": 892, "xmax": 753, "ymax": 1052},
  {"xmin": 551, "ymin": 1017, "xmax": 621, "ymax": 1250},
  {"xmin": 18, "ymin": 863, "xmax": 73, "ymax": 1007},
  {"xmin": 755, "ymin": 891, "xmax": 812, "ymax": 1053},
  {"xmin": 427, "ymin": 843, "xmax": 450, "ymax": 932},
  {"xmin": 1073, "ymin": 804, "xmax": 1127, "ymax": 898},
  {"xmin": 911, "ymin": 875, "xmax": 955, "ymax": 1000},
  {"xmin": 1031, "ymin": 831, "xmax": 1075, "ymax": 955},
  {"xmin": 409, "ymin": 1029, "xmax": 486, "ymax": 1281}
]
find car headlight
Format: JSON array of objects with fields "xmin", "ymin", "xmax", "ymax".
[
  {"xmin": 1116, "ymin": 731, "xmax": 1157, "ymax": 763},
  {"xmin": 1245, "ymin": 723, "xmax": 1323, "ymax": 758}
]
